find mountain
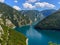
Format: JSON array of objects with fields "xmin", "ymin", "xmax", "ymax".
[
  {"xmin": 0, "ymin": 2, "xmax": 28, "ymax": 45},
  {"xmin": 0, "ymin": 2, "xmax": 45, "ymax": 28},
  {"xmin": 20, "ymin": 9, "xmax": 56, "ymax": 24},
  {"xmin": 0, "ymin": 2, "xmax": 56, "ymax": 28},
  {"xmin": 35, "ymin": 9, "xmax": 60, "ymax": 30},
  {"xmin": 0, "ymin": 2, "xmax": 30, "ymax": 28},
  {"xmin": 41, "ymin": 9, "xmax": 56, "ymax": 17},
  {"xmin": 20, "ymin": 10, "xmax": 45, "ymax": 23},
  {"xmin": 0, "ymin": 24, "xmax": 27, "ymax": 45}
]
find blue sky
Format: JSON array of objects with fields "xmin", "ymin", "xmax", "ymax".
[{"xmin": 0, "ymin": 0, "xmax": 60, "ymax": 11}]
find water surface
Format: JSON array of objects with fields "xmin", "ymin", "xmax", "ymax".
[{"xmin": 15, "ymin": 26, "xmax": 60, "ymax": 45}]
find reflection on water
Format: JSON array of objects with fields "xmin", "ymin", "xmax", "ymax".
[
  {"xmin": 26, "ymin": 26, "xmax": 42, "ymax": 45},
  {"xmin": 15, "ymin": 26, "xmax": 60, "ymax": 45}
]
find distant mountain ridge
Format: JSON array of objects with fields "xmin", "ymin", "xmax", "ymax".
[
  {"xmin": 40, "ymin": 9, "xmax": 56, "ymax": 17},
  {"xmin": 20, "ymin": 10, "xmax": 44, "ymax": 22},
  {"xmin": 35, "ymin": 9, "xmax": 60, "ymax": 30},
  {"xmin": 20, "ymin": 9, "xmax": 56, "ymax": 24}
]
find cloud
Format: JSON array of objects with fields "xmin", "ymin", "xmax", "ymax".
[
  {"xmin": 35, "ymin": 2, "xmax": 55, "ymax": 8},
  {"xmin": 23, "ymin": 3, "xmax": 35, "ymax": 9},
  {"xmin": 23, "ymin": 1, "xmax": 55, "ymax": 9},
  {"xmin": 14, "ymin": 0, "xmax": 18, "ymax": 3},
  {"xmin": 26, "ymin": 0, "xmax": 37, "ymax": 3},
  {"xmin": 58, "ymin": 2, "xmax": 60, "ymax": 4},
  {"xmin": 13, "ymin": 6, "xmax": 21, "ymax": 10},
  {"xmin": 0, "ymin": 0, "xmax": 4, "ymax": 3}
]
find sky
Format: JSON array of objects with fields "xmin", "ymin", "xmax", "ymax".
[{"xmin": 0, "ymin": 0, "xmax": 60, "ymax": 11}]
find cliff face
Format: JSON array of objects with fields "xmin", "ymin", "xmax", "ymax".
[
  {"xmin": 35, "ymin": 10, "xmax": 60, "ymax": 30},
  {"xmin": 20, "ymin": 10, "xmax": 44, "ymax": 22}
]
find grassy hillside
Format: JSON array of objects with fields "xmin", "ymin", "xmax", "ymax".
[
  {"xmin": 35, "ymin": 10, "xmax": 60, "ymax": 30},
  {"xmin": 0, "ymin": 25, "xmax": 26, "ymax": 45}
]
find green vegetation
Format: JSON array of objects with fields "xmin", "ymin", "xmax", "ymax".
[
  {"xmin": 35, "ymin": 10, "xmax": 60, "ymax": 30},
  {"xmin": 0, "ymin": 3, "xmax": 27, "ymax": 45},
  {"xmin": 48, "ymin": 41, "xmax": 60, "ymax": 45},
  {"xmin": 0, "ymin": 2, "xmax": 44, "ymax": 27},
  {"xmin": 0, "ymin": 2, "xmax": 30, "ymax": 27},
  {"xmin": 0, "ymin": 25, "xmax": 26, "ymax": 45}
]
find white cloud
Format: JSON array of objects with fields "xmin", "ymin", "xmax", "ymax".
[
  {"xmin": 26, "ymin": 0, "xmax": 37, "ymax": 3},
  {"xmin": 23, "ymin": 3, "xmax": 35, "ymax": 9},
  {"xmin": 23, "ymin": 1, "xmax": 55, "ymax": 9},
  {"xmin": 13, "ymin": 6, "xmax": 21, "ymax": 10},
  {"xmin": 0, "ymin": 0, "xmax": 4, "ymax": 3},
  {"xmin": 35, "ymin": 2, "xmax": 55, "ymax": 8},
  {"xmin": 14, "ymin": 0, "xmax": 18, "ymax": 3},
  {"xmin": 58, "ymin": 2, "xmax": 60, "ymax": 4}
]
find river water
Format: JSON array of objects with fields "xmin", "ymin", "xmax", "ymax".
[{"xmin": 15, "ymin": 25, "xmax": 60, "ymax": 45}]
